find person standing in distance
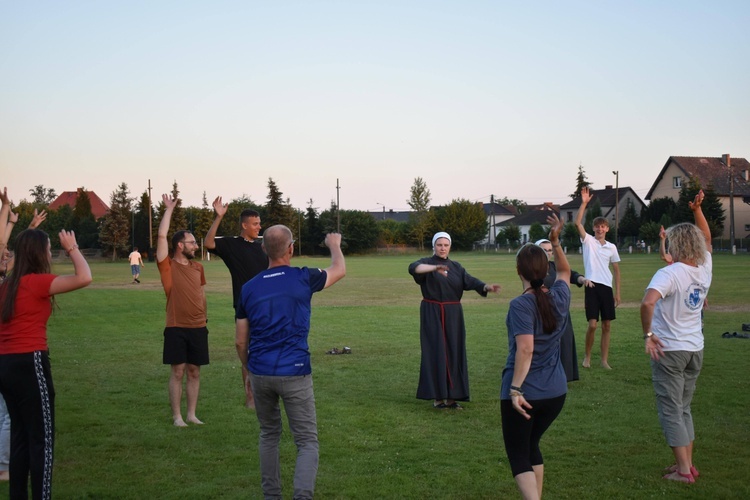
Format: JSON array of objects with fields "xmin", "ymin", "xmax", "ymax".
[
  {"xmin": 156, "ymin": 194, "xmax": 208, "ymax": 427},
  {"xmin": 128, "ymin": 246, "xmax": 145, "ymax": 284},
  {"xmin": 235, "ymin": 226, "xmax": 345, "ymax": 500},
  {"xmin": 205, "ymin": 196, "xmax": 268, "ymax": 408},
  {"xmin": 575, "ymin": 187, "xmax": 621, "ymax": 369}
]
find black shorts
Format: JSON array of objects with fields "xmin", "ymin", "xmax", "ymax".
[
  {"xmin": 163, "ymin": 326, "xmax": 209, "ymax": 366},
  {"xmin": 584, "ymin": 284, "xmax": 616, "ymax": 322}
]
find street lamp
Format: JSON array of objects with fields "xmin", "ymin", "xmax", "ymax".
[
  {"xmin": 376, "ymin": 202, "xmax": 386, "ymax": 220},
  {"xmin": 612, "ymin": 171, "xmax": 619, "ymax": 245}
]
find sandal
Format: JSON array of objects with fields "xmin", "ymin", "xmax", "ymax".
[
  {"xmin": 664, "ymin": 464, "xmax": 700, "ymax": 478},
  {"xmin": 326, "ymin": 347, "xmax": 341, "ymax": 355},
  {"xmin": 433, "ymin": 402, "xmax": 448, "ymax": 409},
  {"xmin": 448, "ymin": 402, "xmax": 463, "ymax": 410},
  {"xmin": 662, "ymin": 470, "xmax": 695, "ymax": 483}
]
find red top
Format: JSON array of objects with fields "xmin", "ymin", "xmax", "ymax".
[{"xmin": 0, "ymin": 273, "xmax": 57, "ymax": 354}]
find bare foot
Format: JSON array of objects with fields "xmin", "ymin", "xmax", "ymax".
[
  {"xmin": 245, "ymin": 399, "xmax": 256, "ymax": 410},
  {"xmin": 174, "ymin": 418, "xmax": 188, "ymax": 427},
  {"xmin": 187, "ymin": 416, "xmax": 204, "ymax": 425},
  {"xmin": 582, "ymin": 358, "xmax": 591, "ymax": 368},
  {"xmin": 601, "ymin": 362, "xmax": 612, "ymax": 370}
]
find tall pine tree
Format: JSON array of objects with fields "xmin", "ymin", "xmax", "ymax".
[{"xmin": 99, "ymin": 182, "xmax": 133, "ymax": 260}]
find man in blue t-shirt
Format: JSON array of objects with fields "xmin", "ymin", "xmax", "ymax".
[{"xmin": 235, "ymin": 225, "xmax": 345, "ymax": 500}]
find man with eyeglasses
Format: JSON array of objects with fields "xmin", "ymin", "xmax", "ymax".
[
  {"xmin": 235, "ymin": 225, "xmax": 346, "ymax": 500},
  {"xmin": 156, "ymin": 194, "xmax": 209, "ymax": 427}
]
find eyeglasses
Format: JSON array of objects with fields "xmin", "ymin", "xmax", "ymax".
[
  {"xmin": 183, "ymin": 240, "xmax": 198, "ymax": 245},
  {"xmin": 289, "ymin": 240, "xmax": 296, "ymax": 248}
]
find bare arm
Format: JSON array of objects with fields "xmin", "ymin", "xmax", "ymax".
[
  {"xmin": 689, "ymin": 190, "xmax": 712, "ymax": 253},
  {"xmin": 323, "ymin": 232, "xmax": 346, "ymax": 288},
  {"xmin": 204, "ymin": 196, "xmax": 228, "ymax": 250},
  {"xmin": 2, "ymin": 211, "xmax": 18, "ymax": 247},
  {"xmin": 547, "ymin": 213, "xmax": 571, "ymax": 285},
  {"xmin": 48, "ymin": 230, "xmax": 93, "ymax": 295},
  {"xmin": 574, "ymin": 187, "xmax": 592, "ymax": 240},
  {"xmin": 29, "ymin": 209, "xmax": 47, "ymax": 230},
  {"xmin": 640, "ymin": 288, "xmax": 665, "ymax": 361},
  {"xmin": 0, "ymin": 188, "xmax": 10, "ymax": 249},
  {"xmin": 510, "ymin": 334, "xmax": 534, "ymax": 420},
  {"xmin": 659, "ymin": 225, "xmax": 673, "ymax": 264},
  {"xmin": 156, "ymin": 194, "xmax": 177, "ymax": 262},
  {"xmin": 612, "ymin": 262, "xmax": 621, "ymax": 306}
]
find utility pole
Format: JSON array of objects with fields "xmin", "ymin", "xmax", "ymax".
[
  {"xmin": 612, "ymin": 171, "xmax": 619, "ymax": 245},
  {"xmin": 725, "ymin": 154, "xmax": 735, "ymax": 253},
  {"xmin": 148, "ymin": 179, "xmax": 153, "ymax": 260},
  {"xmin": 336, "ymin": 178, "xmax": 341, "ymax": 232}
]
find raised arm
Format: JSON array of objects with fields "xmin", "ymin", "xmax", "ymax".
[
  {"xmin": 689, "ymin": 190, "xmax": 712, "ymax": 253},
  {"xmin": 49, "ymin": 230, "xmax": 93, "ymax": 295},
  {"xmin": 0, "ymin": 188, "xmax": 10, "ymax": 249},
  {"xmin": 156, "ymin": 194, "xmax": 177, "ymax": 262},
  {"xmin": 2, "ymin": 211, "xmax": 18, "ymax": 248},
  {"xmin": 323, "ymin": 232, "xmax": 346, "ymax": 288},
  {"xmin": 659, "ymin": 225, "xmax": 673, "ymax": 264},
  {"xmin": 574, "ymin": 187, "xmax": 592, "ymax": 240},
  {"xmin": 204, "ymin": 196, "xmax": 228, "ymax": 250},
  {"xmin": 547, "ymin": 213, "xmax": 571, "ymax": 286},
  {"xmin": 29, "ymin": 209, "xmax": 47, "ymax": 230}
]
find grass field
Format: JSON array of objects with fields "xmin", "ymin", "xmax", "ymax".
[{"xmin": 2, "ymin": 251, "xmax": 749, "ymax": 499}]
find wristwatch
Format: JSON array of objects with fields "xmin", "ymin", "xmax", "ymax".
[{"xmin": 643, "ymin": 332, "xmax": 654, "ymax": 340}]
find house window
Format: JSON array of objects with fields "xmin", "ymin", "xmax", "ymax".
[
  {"xmin": 745, "ymin": 224, "xmax": 750, "ymax": 232},
  {"xmin": 673, "ymin": 176, "xmax": 682, "ymax": 188},
  {"xmin": 567, "ymin": 211, "xmax": 573, "ymax": 222}
]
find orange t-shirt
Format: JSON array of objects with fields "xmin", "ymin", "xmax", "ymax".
[{"xmin": 157, "ymin": 257, "xmax": 206, "ymax": 328}]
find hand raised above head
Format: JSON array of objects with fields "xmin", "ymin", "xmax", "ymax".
[
  {"xmin": 325, "ymin": 232, "xmax": 342, "ymax": 248},
  {"xmin": 162, "ymin": 194, "xmax": 178, "ymax": 209},
  {"xmin": 688, "ymin": 189, "xmax": 705, "ymax": 211},
  {"xmin": 30, "ymin": 209, "xmax": 47, "ymax": 229},
  {"xmin": 0, "ymin": 187, "xmax": 9, "ymax": 205},
  {"xmin": 546, "ymin": 213, "xmax": 563, "ymax": 241},
  {"xmin": 212, "ymin": 196, "xmax": 228, "ymax": 216},
  {"xmin": 580, "ymin": 186, "xmax": 592, "ymax": 204}
]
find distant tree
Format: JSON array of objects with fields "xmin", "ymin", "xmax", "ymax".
[
  {"xmin": 193, "ymin": 192, "xmax": 214, "ymax": 248},
  {"xmin": 570, "ymin": 164, "xmax": 592, "ymax": 199},
  {"xmin": 528, "ymin": 222, "xmax": 548, "ymax": 243},
  {"xmin": 301, "ymin": 199, "xmax": 324, "ymax": 255},
  {"xmin": 407, "ymin": 177, "xmax": 432, "ymax": 250},
  {"xmin": 643, "ymin": 196, "xmax": 677, "ymax": 227},
  {"xmin": 265, "ymin": 178, "xmax": 296, "ymax": 229},
  {"xmin": 562, "ymin": 223, "xmax": 580, "ymax": 250},
  {"xmin": 377, "ymin": 219, "xmax": 409, "ymax": 246},
  {"xmin": 639, "ymin": 221, "xmax": 662, "ymax": 245},
  {"xmin": 319, "ymin": 205, "xmax": 378, "ymax": 254},
  {"xmin": 496, "ymin": 197, "xmax": 528, "ymax": 215},
  {"xmin": 72, "ymin": 188, "xmax": 99, "ymax": 249},
  {"xmin": 675, "ymin": 177, "xmax": 725, "ymax": 238},
  {"xmin": 618, "ymin": 199, "xmax": 641, "ymax": 239},
  {"xmin": 437, "ymin": 199, "xmax": 487, "ymax": 250},
  {"xmin": 133, "ymin": 191, "xmax": 153, "ymax": 258},
  {"xmin": 99, "ymin": 182, "xmax": 133, "ymax": 260},
  {"xmin": 169, "ymin": 181, "xmax": 189, "ymax": 237},
  {"xmin": 28, "ymin": 185, "xmax": 57, "ymax": 206},
  {"xmin": 501, "ymin": 224, "xmax": 521, "ymax": 248}
]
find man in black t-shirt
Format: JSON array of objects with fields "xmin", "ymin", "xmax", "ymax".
[{"xmin": 205, "ymin": 196, "xmax": 269, "ymax": 408}]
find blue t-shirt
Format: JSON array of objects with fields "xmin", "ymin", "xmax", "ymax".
[
  {"xmin": 501, "ymin": 280, "xmax": 570, "ymax": 400},
  {"xmin": 236, "ymin": 266, "xmax": 327, "ymax": 376}
]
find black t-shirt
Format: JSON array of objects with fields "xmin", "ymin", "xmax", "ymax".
[{"xmin": 210, "ymin": 237, "xmax": 269, "ymax": 309}]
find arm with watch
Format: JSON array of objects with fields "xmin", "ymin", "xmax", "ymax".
[{"xmin": 640, "ymin": 290, "xmax": 665, "ymax": 361}]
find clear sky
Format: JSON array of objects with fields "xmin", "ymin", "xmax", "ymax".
[{"xmin": 2, "ymin": 1, "xmax": 749, "ymax": 213}]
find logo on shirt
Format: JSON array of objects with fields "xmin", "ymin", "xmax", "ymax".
[
  {"xmin": 263, "ymin": 271, "xmax": 286, "ymax": 279},
  {"xmin": 684, "ymin": 283, "xmax": 707, "ymax": 311}
]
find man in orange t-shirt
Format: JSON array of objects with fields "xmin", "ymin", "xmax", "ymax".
[{"xmin": 156, "ymin": 194, "xmax": 208, "ymax": 427}]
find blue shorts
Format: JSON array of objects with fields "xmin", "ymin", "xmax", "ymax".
[{"xmin": 131, "ymin": 265, "xmax": 140, "ymax": 275}]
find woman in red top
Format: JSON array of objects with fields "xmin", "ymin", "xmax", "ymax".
[{"xmin": 0, "ymin": 226, "xmax": 92, "ymax": 500}]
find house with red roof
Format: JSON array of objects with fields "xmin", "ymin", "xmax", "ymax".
[
  {"xmin": 49, "ymin": 188, "xmax": 110, "ymax": 219},
  {"xmin": 645, "ymin": 155, "xmax": 750, "ymax": 241}
]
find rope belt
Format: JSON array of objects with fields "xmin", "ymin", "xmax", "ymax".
[{"xmin": 422, "ymin": 299, "xmax": 461, "ymax": 388}]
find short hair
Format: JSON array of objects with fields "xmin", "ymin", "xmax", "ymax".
[
  {"xmin": 262, "ymin": 225, "xmax": 293, "ymax": 260},
  {"xmin": 667, "ymin": 223, "xmax": 707, "ymax": 265},
  {"xmin": 133, "ymin": 246, "xmax": 138, "ymax": 252},
  {"xmin": 592, "ymin": 217, "xmax": 609, "ymax": 227},
  {"xmin": 240, "ymin": 209, "xmax": 260, "ymax": 224},
  {"xmin": 171, "ymin": 230, "xmax": 191, "ymax": 252}
]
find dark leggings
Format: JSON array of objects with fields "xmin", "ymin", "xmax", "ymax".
[
  {"xmin": 0, "ymin": 351, "xmax": 55, "ymax": 500},
  {"xmin": 501, "ymin": 394, "xmax": 566, "ymax": 477}
]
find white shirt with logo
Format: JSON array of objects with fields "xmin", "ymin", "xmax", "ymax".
[{"xmin": 647, "ymin": 251, "xmax": 712, "ymax": 352}]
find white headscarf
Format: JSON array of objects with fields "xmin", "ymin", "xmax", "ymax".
[
  {"xmin": 534, "ymin": 239, "xmax": 551, "ymax": 246},
  {"xmin": 432, "ymin": 232, "xmax": 451, "ymax": 249}
]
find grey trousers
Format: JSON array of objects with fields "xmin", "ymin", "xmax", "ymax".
[
  {"xmin": 651, "ymin": 350, "xmax": 703, "ymax": 447},
  {"xmin": 250, "ymin": 373, "xmax": 319, "ymax": 500}
]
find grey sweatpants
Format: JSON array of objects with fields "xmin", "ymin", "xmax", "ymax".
[{"xmin": 651, "ymin": 350, "xmax": 703, "ymax": 447}]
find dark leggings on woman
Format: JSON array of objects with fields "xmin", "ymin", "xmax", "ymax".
[{"xmin": 501, "ymin": 394, "xmax": 566, "ymax": 477}]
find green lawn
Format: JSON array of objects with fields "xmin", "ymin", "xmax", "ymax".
[{"xmin": 2, "ymin": 251, "xmax": 749, "ymax": 499}]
